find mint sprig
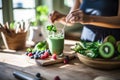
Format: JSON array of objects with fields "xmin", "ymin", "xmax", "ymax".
[{"xmin": 47, "ymin": 25, "xmax": 57, "ymax": 32}]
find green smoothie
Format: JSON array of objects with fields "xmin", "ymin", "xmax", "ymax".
[{"xmin": 47, "ymin": 35, "xmax": 64, "ymax": 55}]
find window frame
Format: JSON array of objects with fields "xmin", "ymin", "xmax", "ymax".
[{"xmin": 2, "ymin": 0, "xmax": 42, "ymax": 24}]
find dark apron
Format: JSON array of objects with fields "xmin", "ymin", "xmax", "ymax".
[{"xmin": 80, "ymin": 0, "xmax": 119, "ymax": 42}]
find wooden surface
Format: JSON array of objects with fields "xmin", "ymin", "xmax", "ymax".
[{"xmin": 0, "ymin": 40, "xmax": 120, "ymax": 80}]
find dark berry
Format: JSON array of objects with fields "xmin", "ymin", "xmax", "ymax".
[
  {"xmin": 63, "ymin": 56, "xmax": 69, "ymax": 64},
  {"xmin": 34, "ymin": 54, "xmax": 39, "ymax": 59},
  {"xmin": 36, "ymin": 73, "xmax": 41, "ymax": 78},
  {"xmin": 30, "ymin": 56, "xmax": 34, "ymax": 59},
  {"xmin": 46, "ymin": 49, "xmax": 51, "ymax": 55},
  {"xmin": 65, "ymin": 56, "xmax": 70, "ymax": 61},
  {"xmin": 32, "ymin": 51, "xmax": 36, "ymax": 55},
  {"xmin": 35, "ymin": 50, "xmax": 41, "ymax": 55},
  {"xmin": 40, "ymin": 51, "xmax": 45, "ymax": 55},
  {"xmin": 64, "ymin": 58, "xmax": 68, "ymax": 64},
  {"xmin": 54, "ymin": 76, "xmax": 61, "ymax": 80}
]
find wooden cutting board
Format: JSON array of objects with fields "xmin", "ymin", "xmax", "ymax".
[{"xmin": 35, "ymin": 53, "xmax": 75, "ymax": 66}]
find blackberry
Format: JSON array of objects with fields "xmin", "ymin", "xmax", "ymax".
[
  {"xmin": 36, "ymin": 73, "xmax": 41, "ymax": 78},
  {"xmin": 46, "ymin": 49, "xmax": 51, "ymax": 55},
  {"xmin": 63, "ymin": 56, "xmax": 69, "ymax": 64}
]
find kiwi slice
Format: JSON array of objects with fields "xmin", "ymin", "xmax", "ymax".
[
  {"xmin": 99, "ymin": 42, "xmax": 114, "ymax": 59},
  {"xmin": 103, "ymin": 35, "xmax": 116, "ymax": 45},
  {"xmin": 116, "ymin": 41, "xmax": 120, "ymax": 53}
]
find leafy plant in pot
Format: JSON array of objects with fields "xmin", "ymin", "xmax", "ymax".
[
  {"xmin": 30, "ymin": 5, "xmax": 49, "ymax": 26},
  {"xmin": 28, "ymin": 5, "xmax": 49, "ymax": 45}
]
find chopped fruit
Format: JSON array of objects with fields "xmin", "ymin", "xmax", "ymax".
[
  {"xmin": 51, "ymin": 54, "xmax": 57, "ymax": 60},
  {"xmin": 99, "ymin": 42, "xmax": 114, "ymax": 59},
  {"xmin": 46, "ymin": 49, "xmax": 51, "ymax": 55},
  {"xmin": 54, "ymin": 76, "xmax": 61, "ymax": 80},
  {"xmin": 34, "ymin": 54, "xmax": 39, "ymax": 59},
  {"xmin": 28, "ymin": 52, "xmax": 33, "ymax": 57},
  {"xmin": 63, "ymin": 56, "xmax": 70, "ymax": 64},
  {"xmin": 63, "ymin": 59, "xmax": 67, "ymax": 64},
  {"xmin": 44, "ymin": 52, "xmax": 49, "ymax": 58},
  {"xmin": 25, "ymin": 46, "xmax": 51, "ymax": 60},
  {"xmin": 36, "ymin": 73, "xmax": 41, "ymax": 78},
  {"xmin": 30, "ymin": 56, "xmax": 34, "ymax": 59},
  {"xmin": 40, "ymin": 54, "xmax": 46, "ymax": 59}
]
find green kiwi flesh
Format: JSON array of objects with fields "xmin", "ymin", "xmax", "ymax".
[
  {"xmin": 99, "ymin": 42, "xmax": 114, "ymax": 59},
  {"xmin": 116, "ymin": 41, "xmax": 120, "ymax": 53},
  {"xmin": 104, "ymin": 35, "xmax": 116, "ymax": 45}
]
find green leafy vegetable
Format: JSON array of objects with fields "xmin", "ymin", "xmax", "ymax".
[
  {"xmin": 26, "ymin": 48, "xmax": 33, "ymax": 52},
  {"xmin": 47, "ymin": 25, "xmax": 57, "ymax": 32},
  {"xmin": 72, "ymin": 41, "xmax": 101, "ymax": 58},
  {"xmin": 34, "ymin": 41, "xmax": 48, "ymax": 51}
]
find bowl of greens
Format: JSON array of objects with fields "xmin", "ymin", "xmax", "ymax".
[{"xmin": 71, "ymin": 35, "xmax": 120, "ymax": 69}]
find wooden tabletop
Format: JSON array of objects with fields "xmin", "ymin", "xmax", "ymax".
[{"xmin": 0, "ymin": 40, "xmax": 120, "ymax": 80}]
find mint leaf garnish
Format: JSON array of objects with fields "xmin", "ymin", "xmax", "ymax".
[{"xmin": 47, "ymin": 25, "xmax": 57, "ymax": 32}]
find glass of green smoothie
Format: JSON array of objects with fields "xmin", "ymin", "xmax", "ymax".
[{"xmin": 46, "ymin": 25, "xmax": 64, "ymax": 55}]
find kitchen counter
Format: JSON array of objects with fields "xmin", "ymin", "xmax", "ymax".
[{"xmin": 0, "ymin": 40, "xmax": 120, "ymax": 80}]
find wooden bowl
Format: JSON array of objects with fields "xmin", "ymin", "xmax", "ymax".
[{"xmin": 77, "ymin": 53, "xmax": 120, "ymax": 70}]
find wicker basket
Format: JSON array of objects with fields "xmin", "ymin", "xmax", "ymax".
[{"xmin": 1, "ymin": 32, "xmax": 27, "ymax": 50}]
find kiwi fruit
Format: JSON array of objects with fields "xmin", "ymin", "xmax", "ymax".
[
  {"xmin": 116, "ymin": 41, "xmax": 120, "ymax": 53},
  {"xmin": 103, "ymin": 35, "xmax": 116, "ymax": 45},
  {"xmin": 99, "ymin": 42, "xmax": 114, "ymax": 59}
]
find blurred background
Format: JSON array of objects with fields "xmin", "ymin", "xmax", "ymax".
[{"xmin": 0, "ymin": 0, "xmax": 82, "ymax": 48}]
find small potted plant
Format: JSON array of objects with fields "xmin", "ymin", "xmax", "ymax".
[
  {"xmin": 28, "ymin": 5, "xmax": 49, "ymax": 44},
  {"xmin": 30, "ymin": 5, "xmax": 49, "ymax": 26}
]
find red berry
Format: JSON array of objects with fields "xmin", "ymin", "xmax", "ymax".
[
  {"xmin": 54, "ymin": 76, "xmax": 61, "ymax": 80},
  {"xmin": 63, "ymin": 56, "xmax": 69, "ymax": 64},
  {"xmin": 64, "ymin": 58, "xmax": 68, "ymax": 64},
  {"xmin": 40, "ymin": 54, "xmax": 46, "ymax": 59},
  {"xmin": 44, "ymin": 52, "xmax": 49, "ymax": 58},
  {"xmin": 51, "ymin": 54, "xmax": 57, "ymax": 60},
  {"xmin": 28, "ymin": 52, "xmax": 33, "ymax": 57}
]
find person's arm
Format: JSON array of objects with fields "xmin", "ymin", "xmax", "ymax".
[
  {"xmin": 86, "ymin": 0, "xmax": 120, "ymax": 28},
  {"xmin": 66, "ymin": 0, "xmax": 120, "ymax": 28},
  {"xmin": 88, "ymin": 15, "xmax": 120, "ymax": 28},
  {"xmin": 59, "ymin": 0, "xmax": 81, "ymax": 25},
  {"xmin": 69, "ymin": 0, "xmax": 81, "ymax": 13}
]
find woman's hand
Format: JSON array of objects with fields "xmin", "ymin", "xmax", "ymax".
[
  {"xmin": 49, "ymin": 11, "xmax": 66, "ymax": 23},
  {"xmin": 66, "ymin": 9, "xmax": 92, "ymax": 24}
]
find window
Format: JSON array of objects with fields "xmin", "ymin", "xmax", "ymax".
[
  {"xmin": 0, "ymin": 0, "xmax": 3, "ymax": 23},
  {"xmin": 13, "ymin": 0, "xmax": 36, "ymax": 21},
  {"xmin": 64, "ymin": 0, "xmax": 74, "ymax": 8}
]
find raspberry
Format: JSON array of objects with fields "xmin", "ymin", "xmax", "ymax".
[
  {"xmin": 63, "ymin": 56, "xmax": 69, "ymax": 64},
  {"xmin": 64, "ymin": 58, "xmax": 69, "ymax": 64},
  {"xmin": 40, "ymin": 54, "xmax": 46, "ymax": 59},
  {"xmin": 28, "ymin": 52, "xmax": 33, "ymax": 57},
  {"xmin": 51, "ymin": 54, "xmax": 57, "ymax": 60},
  {"xmin": 54, "ymin": 76, "xmax": 61, "ymax": 80},
  {"xmin": 44, "ymin": 52, "xmax": 49, "ymax": 58}
]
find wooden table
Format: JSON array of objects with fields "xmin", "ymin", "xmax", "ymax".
[{"xmin": 0, "ymin": 40, "xmax": 120, "ymax": 80}]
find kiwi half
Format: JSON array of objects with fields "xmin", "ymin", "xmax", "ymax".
[
  {"xmin": 99, "ymin": 42, "xmax": 114, "ymax": 59},
  {"xmin": 116, "ymin": 41, "xmax": 120, "ymax": 53},
  {"xmin": 103, "ymin": 35, "xmax": 116, "ymax": 45}
]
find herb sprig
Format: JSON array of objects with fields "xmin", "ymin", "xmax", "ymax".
[{"xmin": 47, "ymin": 25, "xmax": 57, "ymax": 32}]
